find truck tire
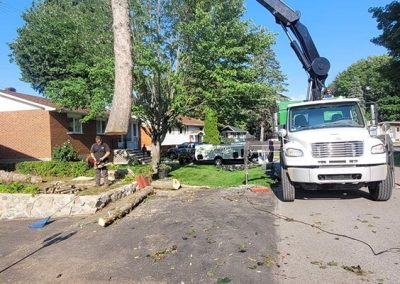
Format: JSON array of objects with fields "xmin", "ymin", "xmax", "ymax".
[
  {"xmin": 214, "ymin": 157, "xmax": 223, "ymax": 166},
  {"xmin": 281, "ymin": 168, "xmax": 295, "ymax": 202},
  {"xmin": 368, "ymin": 167, "xmax": 393, "ymax": 201}
]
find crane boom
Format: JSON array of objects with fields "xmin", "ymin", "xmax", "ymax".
[{"xmin": 256, "ymin": 0, "xmax": 330, "ymax": 101}]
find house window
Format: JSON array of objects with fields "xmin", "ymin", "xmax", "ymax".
[
  {"xmin": 397, "ymin": 127, "xmax": 399, "ymax": 132},
  {"xmin": 96, "ymin": 119, "xmax": 107, "ymax": 134},
  {"xmin": 67, "ymin": 115, "xmax": 83, "ymax": 134},
  {"xmin": 168, "ymin": 128, "xmax": 172, "ymax": 134},
  {"xmin": 179, "ymin": 127, "xmax": 183, "ymax": 134}
]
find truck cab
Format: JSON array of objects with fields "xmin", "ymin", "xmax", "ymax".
[{"xmin": 278, "ymin": 98, "xmax": 394, "ymax": 201}]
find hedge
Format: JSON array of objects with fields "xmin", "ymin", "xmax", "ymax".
[
  {"xmin": 0, "ymin": 182, "xmax": 39, "ymax": 194},
  {"xmin": 16, "ymin": 161, "xmax": 94, "ymax": 177}
]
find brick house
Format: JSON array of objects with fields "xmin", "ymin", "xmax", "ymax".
[{"xmin": 0, "ymin": 88, "xmax": 141, "ymax": 163}]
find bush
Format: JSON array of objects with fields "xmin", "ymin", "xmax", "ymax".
[
  {"xmin": 52, "ymin": 141, "xmax": 79, "ymax": 162},
  {"xmin": 123, "ymin": 164, "xmax": 154, "ymax": 183},
  {"xmin": 16, "ymin": 161, "xmax": 93, "ymax": 177},
  {"xmin": 204, "ymin": 108, "xmax": 220, "ymax": 145},
  {"xmin": 0, "ymin": 182, "xmax": 39, "ymax": 194}
]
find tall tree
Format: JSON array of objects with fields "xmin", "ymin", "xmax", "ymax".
[
  {"xmin": 178, "ymin": 0, "xmax": 284, "ymax": 130},
  {"xmin": 129, "ymin": 0, "xmax": 192, "ymax": 172},
  {"xmin": 9, "ymin": 0, "xmax": 114, "ymax": 120},
  {"xmin": 369, "ymin": 1, "xmax": 400, "ymax": 76},
  {"xmin": 369, "ymin": 1, "xmax": 400, "ymax": 91}
]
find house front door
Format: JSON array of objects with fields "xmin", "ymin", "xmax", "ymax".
[{"xmin": 119, "ymin": 122, "xmax": 139, "ymax": 150}]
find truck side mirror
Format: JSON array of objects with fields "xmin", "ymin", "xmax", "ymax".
[
  {"xmin": 278, "ymin": 129, "xmax": 287, "ymax": 138},
  {"xmin": 370, "ymin": 104, "xmax": 377, "ymax": 127}
]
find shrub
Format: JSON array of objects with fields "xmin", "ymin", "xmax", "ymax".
[
  {"xmin": 16, "ymin": 161, "xmax": 93, "ymax": 177},
  {"xmin": 203, "ymin": 108, "xmax": 220, "ymax": 145},
  {"xmin": 123, "ymin": 164, "xmax": 154, "ymax": 183},
  {"xmin": 52, "ymin": 141, "xmax": 79, "ymax": 162},
  {"xmin": 129, "ymin": 164, "xmax": 153, "ymax": 177},
  {"xmin": 0, "ymin": 182, "xmax": 39, "ymax": 194},
  {"xmin": 159, "ymin": 163, "xmax": 172, "ymax": 171}
]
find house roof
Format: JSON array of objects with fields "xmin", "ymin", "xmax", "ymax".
[
  {"xmin": 0, "ymin": 88, "xmax": 57, "ymax": 110},
  {"xmin": 178, "ymin": 116, "xmax": 204, "ymax": 126},
  {"xmin": 0, "ymin": 88, "xmax": 90, "ymax": 114},
  {"xmin": 221, "ymin": 125, "xmax": 247, "ymax": 133}
]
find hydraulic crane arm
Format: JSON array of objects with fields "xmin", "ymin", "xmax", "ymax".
[{"xmin": 256, "ymin": 0, "xmax": 330, "ymax": 101}]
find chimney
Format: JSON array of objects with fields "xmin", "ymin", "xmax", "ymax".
[{"xmin": 5, "ymin": 87, "xmax": 16, "ymax": 92}]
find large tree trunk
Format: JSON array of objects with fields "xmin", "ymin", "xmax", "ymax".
[
  {"xmin": 98, "ymin": 186, "xmax": 154, "ymax": 227},
  {"xmin": 105, "ymin": 0, "xmax": 133, "ymax": 135},
  {"xmin": 151, "ymin": 140, "xmax": 161, "ymax": 174}
]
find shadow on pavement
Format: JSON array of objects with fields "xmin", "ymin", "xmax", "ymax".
[{"xmin": 0, "ymin": 231, "xmax": 77, "ymax": 274}]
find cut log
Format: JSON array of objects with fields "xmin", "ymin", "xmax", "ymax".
[
  {"xmin": 151, "ymin": 179, "xmax": 181, "ymax": 190},
  {"xmin": 0, "ymin": 170, "xmax": 42, "ymax": 184},
  {"xmin": 98, "ymin": 186, "xmax": 154, "ymax": 227}
]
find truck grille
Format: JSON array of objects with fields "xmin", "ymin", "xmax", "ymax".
[{"xmin": 312, "ymin": 141, "xmax": 363, "ymax": 158}]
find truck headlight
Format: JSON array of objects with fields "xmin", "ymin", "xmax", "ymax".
[
  {"xmin": 371, "ymin": 144, "xmax": 385, "ymax": 154},
  {"xmin": 285, "ymin": 148, "xmax": 303, "ymax": 157}
]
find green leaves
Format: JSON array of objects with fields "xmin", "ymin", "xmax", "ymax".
[
  {"xmin": 369, "ymin": 2, "xmax": 400, "ymax": 62},
  {"xmin": 331, "ymin": 55, "xmax": 400, "ymax": 121},
  {"xmin": 179, "ymin": 0, "xmax": 284, "ymax": 129},
  {"xmin": 10, "ymin": 0, "xmax": 113, "ymax": 118}
]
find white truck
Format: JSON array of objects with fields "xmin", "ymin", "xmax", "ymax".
[
  {"xmin": 278, "ymin": 98, "xmax": 394, "ymax": 202},
  {"xmin": 256, "ymin": 0, "xmax": 394, "ymax": 201}
]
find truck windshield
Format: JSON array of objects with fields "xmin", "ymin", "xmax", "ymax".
[{"xmin": 289, "ymin": 102, "xmax": 365, "ymax": 132}]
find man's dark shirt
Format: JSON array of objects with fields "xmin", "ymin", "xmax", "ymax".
[{"xmin": 90, "ymin": 142, "xmax": 110, "ymax": 162}]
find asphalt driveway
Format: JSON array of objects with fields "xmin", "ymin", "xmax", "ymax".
[{"xmin": 0, "ymin": 187, "xmax": 278, "ymax": 283}]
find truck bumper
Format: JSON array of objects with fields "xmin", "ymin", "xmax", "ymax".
[{"xmin": 287, "ymin": 164, "xmax": 387, "ymax": 184}]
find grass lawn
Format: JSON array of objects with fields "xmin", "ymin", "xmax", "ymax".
[{"xmin": 169, "ymin": 164, "xmax": 271, "ymax": 188}]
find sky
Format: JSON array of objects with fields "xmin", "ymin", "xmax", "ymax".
[{"xmin": 0, "ymin": 0, "xmax": 391, "ymax": 100}]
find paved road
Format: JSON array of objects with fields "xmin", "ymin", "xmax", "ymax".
[
  {"xmin": 1, "ymin": 169, "xmax": 399, "ymax": 283},
  {"xmin": 273, "ymin": 166, "xmax": 400, "ymax": 283},
  {"xmin": 0, "ymin": 187, "xmax": 277, "ymax": 283}
]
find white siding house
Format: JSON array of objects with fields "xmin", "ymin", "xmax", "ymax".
[{"xmin": 162, "ymin": 117, "xmax": 204, "ymax": 146}]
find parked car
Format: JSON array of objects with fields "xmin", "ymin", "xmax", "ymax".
[{"xmin": 167, "ymin": 142, "xmax": 203, "ymax": 160}]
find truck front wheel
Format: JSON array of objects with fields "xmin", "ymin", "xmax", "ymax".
[
  {"xmin": 368, "ymin": 167, "xmax": 393, "ymax": 201},
  {"xmin": 281, "ymin": 168, "xmax": 295, "ymax": 202}
]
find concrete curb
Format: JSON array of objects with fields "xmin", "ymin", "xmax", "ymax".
[{"xmin": 0, "ymin": 182, "xmax": 137, "ymax": 220}]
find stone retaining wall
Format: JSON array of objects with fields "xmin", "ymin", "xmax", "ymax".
[{"xmin": 0, "ymin": 183, "xmax": 137, "ymax": 220}]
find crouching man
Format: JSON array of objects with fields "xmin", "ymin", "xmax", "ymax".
[{"xmin": 90, "ymin": 136, "xmax": 111, "ymax": 186}]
